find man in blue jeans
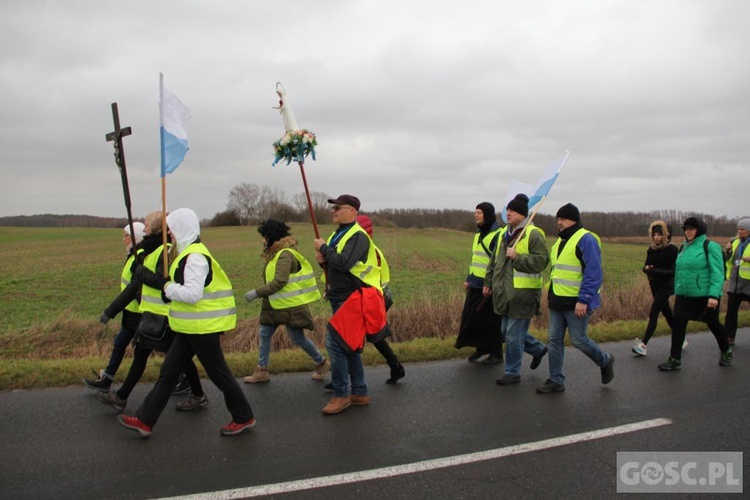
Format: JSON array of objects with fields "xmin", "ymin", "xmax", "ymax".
[
  {"xmin": 314, "ymin": 194, "xmax": 382, "ymax": 415},
  {"xmin": 537, "ymin": 203, "xmax": 614, "ymax": 393},
  {"xmin": 484, "ymin": 194, "xmax": 550, "ymax": 386}
]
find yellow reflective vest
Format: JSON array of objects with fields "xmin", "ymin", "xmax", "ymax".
[
  {"xmin": 121, "ymin": 251, "xmax": 142, "ymax": 313},
  {"xmin": 265, "ymin": 248, "xmax": 321, "ymax": 309},
  {"xmin": 327, "ymin": 224, "xmax": 381, "ymax": 290},
  {"xmin": 499, "ymin": 225, "xmax": 546, "ymax": 289},
  {"xmin": 167, "ymin": 243, "xmax": 236, "ymax": 334},
  {"xmin": 138, "ymin": 245, "xmax": 170, "ymax": 317},
  {"xmin": 550, "ymin": 229, "xmax": 601, "ymax": 297},
  {"xmin": 469, "ymin": 229, "xmax": 501, "ymax": 279},
  {"xmin": 728, "ymin": 239, "xmax": 750, "ymax": 280}
]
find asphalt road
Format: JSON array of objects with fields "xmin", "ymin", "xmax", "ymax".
[{"xmin": 1, "ymin": 329, "xmax": 748, "ymax": 499}]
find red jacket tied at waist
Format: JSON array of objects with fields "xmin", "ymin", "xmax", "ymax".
[{"xmin": 328, "ymin": 287, "xmax": 388, "ymax": 353}]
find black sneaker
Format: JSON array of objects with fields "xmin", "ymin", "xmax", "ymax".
[
  {"xmin": 172, "ymin": 374, "xmax": 191, "ymax": 396},
  {"xmin": 83, "ymin": 370, "xmax": 112, "ymax": 392},
  {"xmin": 720, "ymin": 347, "xmax": 734, "ymax": 367},
  {"xmin": 658, "ymin": 357, "xmax": 681, "ymax": 371},
  {"xmin": 530, "ymin": 346, "xmax": 548, "ymax": 370},
  {"xmin": 323, "ymin": 383, "xmax": 334, "ymax": 393},
  {"xmin": 536, "ymin": 379, "xmax": 565, "ymax": 393},
  {"xmin": 175, "ymin": 393, "xmax": 209, "ymax": 411},
  {"xmin": 496, "ymin": 374, "xmax": 521, "ymax": 385},
  {"xmin": 601, "ymin": 354, "xmax": 615, "ymax": 384},
  {"xmin": 386, "ymin": 364, "xmax": 405, "ymax": 385}
]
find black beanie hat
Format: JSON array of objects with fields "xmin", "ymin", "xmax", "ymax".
[
  {"xmin": 506, "ymin": 194, "xmax": 529, "ymax": 217},
  {"xmin": 258, "ymin": 219, "xmax": 291, "ymax": 246},
  {"xmin": 556, "ymin": 203, "xmax": 581, "ymax": 222},
  {"xmin": 476, "ymin": 202, "xmax": 497, "ymax": 226},
  {"xmin": 651, "ymin": 225, "xmax": 663, "ymax": 235},
  {"xmin": 682, "ymin": 216, "xmax": 707, "ymax": 237}
]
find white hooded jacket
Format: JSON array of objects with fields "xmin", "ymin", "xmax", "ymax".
[{"xmin": 164, "ymin": 208, "xmax": 209, "ymax": 305}]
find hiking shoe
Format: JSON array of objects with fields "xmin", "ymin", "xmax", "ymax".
[
  {"xmin": 96, "ymin": 390, "xmax": 127, "ymax": 412},
  {"xmin": 312, "ymin": 359, "xmax": 331, "ymax": 380},
  {"xmin": 172, "ymin": 374, "xmax": 191, "ymax": 396},
  {"xmin": 386, "ymin": 363, "xmax": 406, "ymax": 385},
  {"xmin": 322, "ymin": 396, "xmax": 351, "ymax": 415},
  {"xmin": 323, "ymin": 382, "xmax": 334, "ymax": 393},
  {"xmin": 244, "ymin": 366, "xmax": 270, "ymax": 384},
  {"xmin": 220, "ymin": 418, "xmax": 256, "ymax": 436},
  {"xmin": 496, "ymin": 374, "xmax": 521, "ymax": 385},
  {"xmin": 83, "ymin": 369, "xmax": 112, "ymax": 392},
  {"xmin": 632, "ymin": 338, "xmax": 647, "ymax": 356},
  {"xmin": 720, "ymin": 347, "xmax": 734, "ymax": 367},
  {"xmin": 536, "ymin": 379, "xmax": 565, "ymax": 393},
  {"xmin": 175, "ymin": 393, "xmax": 209, "ymax": 411},
  {"xmin": 530, "ymin": 346, "xmax": 548, "ymax": 370},
  {"xmin": 481, "ymin": 354, "xmax": 504, "ymax": 365},
  {"xmin": 117, "ymin": 414, "xmax": 151, "ymax": 437},
  {"xmin": 601, "ymin": 354, "xmax": 615, "ymax": 384},
  {"xmin": 350, "ymin": 394, "xmax": 371, "ymax": 406},
  {"xmin": 658, "ymin": 357, "xmax": 682, "ymax": 371}
]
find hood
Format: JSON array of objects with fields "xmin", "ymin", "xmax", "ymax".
[
  {"xmin": 262, "ymin": 235, "xmax": 298, "ymax": 262},
  {"xmin": 166, "ymin": 208, "xmax": 201, "ymax": 253},
  {"xmin": 648, "ymin": 220, "xmax": 670, "ymax": 249}
]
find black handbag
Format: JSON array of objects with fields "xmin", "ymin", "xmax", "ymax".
[{"xmin": 136, "ymin": 312, "xmax": 169, "ymax": 341}]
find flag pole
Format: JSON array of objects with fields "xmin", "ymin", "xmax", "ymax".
[{"xmin": 159, "ymin": 73, "xmax": 169, "ymax": 277}]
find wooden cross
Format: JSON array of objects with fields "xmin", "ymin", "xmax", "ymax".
[{"xmin": 105, "ymin": 102, "xmax": 136, "ymax": 242}]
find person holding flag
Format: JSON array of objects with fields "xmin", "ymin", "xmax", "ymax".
[
  {"xmin": 484, "ymin": 194, "xmax": 550, "ymax": 385},
  {"xmin": 118, "ymin": 208, "xmax": 256, "ymax": 437},
  {"xmin": 537, "ymin": 203, "xmax": 615, "ymax": 393}
]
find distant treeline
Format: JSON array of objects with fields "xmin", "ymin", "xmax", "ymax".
[{"xmin": 2, "ymin": 209, "xmax": 744, "ymax": 237}]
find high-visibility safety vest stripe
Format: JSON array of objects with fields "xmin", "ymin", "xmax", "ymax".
[
  {"xmin": 327, "ymin": 224, "xmax": 381, "ymax": 290},
  {"xmin": 469, "ymin": 229, "xmax": 501, "ymax": 279},
  {"xmin": 499, "ymin": 225, "xmax": 546, "ymax": 289},
  {"xmin": 167, "ymin": 243, "xmax": 236, "ymax": 334},
  {"xmin": 376, "ymin": 246, "xmax": 390, "ymax": 287},
  {"xmin": 728, "ymin": 239, "xmax": 750, "ymax": 280},
  {"xmin": 121, "ymin": 251, "xmax": 143, "ymax": 313},
  {"xmin": 550, "ymin": 229, "xmax": 601, "ymax": 297},
  {"xmin": 139, "ymin": 244, "xmax": 170, "ymax": 316},
  {"xmin": 265, "ymin": 248, "xmax": 321, "ymax": 309}
]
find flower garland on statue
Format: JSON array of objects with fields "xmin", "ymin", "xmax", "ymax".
[{"xmin": 272, "ymin": 129, "xmax": 317, "ymax": 166}]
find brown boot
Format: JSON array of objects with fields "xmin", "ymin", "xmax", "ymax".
[
  {"xmin": 322, "ymin": 396, "xmax": 351, "ymax": 415},
  {"xmin": 350, "ymin": 394, "xmax": 370, "ymax": 406},
  {"xmin": 244, "ymin": 366, "xmax": 270, "ymax": 384}
]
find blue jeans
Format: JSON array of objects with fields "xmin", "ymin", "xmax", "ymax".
[
  {"xmin": 104, "ymin": 325, "xmax": 136, "ymax": 380},
  {"xmin": 326, "ymin": 298, "xmax": 367, "ymax": 398},
  {"xmin": 502, "ymin": 317, "xmax": 546, "ymax": 376},
  {"xmin": 547, "ymin": 308, "xmax": 610, "ymax": 385},
  {"xmin": 258, "ymin": 324, "xmax": 325, "ymax": 368}
]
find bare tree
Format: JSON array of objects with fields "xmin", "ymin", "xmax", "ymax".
[{"xmin": 292, "ymin": 190, "xmax": 331, "ymax": 224}]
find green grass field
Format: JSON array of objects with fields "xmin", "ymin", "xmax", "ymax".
[{"xmin": 0, "ymin": 225, "xmax": 746, "ymax": 390}]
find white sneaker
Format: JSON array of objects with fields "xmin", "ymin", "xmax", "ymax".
[
  {"xmin": 632, "ymin": 338, "xmax": 647, "ymax": 356},
  {"xmin": 682, "ymin": 339, "xmax": 688, "ymax": 350}
]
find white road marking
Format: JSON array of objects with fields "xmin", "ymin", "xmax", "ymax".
[{"xmin": 158, "ymin": 417, "xmax": 672, "ymax": 499}]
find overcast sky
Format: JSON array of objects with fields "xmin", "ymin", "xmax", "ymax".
[{"xmin": 1, "ymin": 0, "xmax": 747, "ymax": 220}]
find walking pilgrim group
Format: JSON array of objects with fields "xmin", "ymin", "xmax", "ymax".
[{"xmin": 84, "ymin": 195, "xmax": 748, "ymax": 438}]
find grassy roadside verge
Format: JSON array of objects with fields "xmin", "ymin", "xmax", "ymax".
[{"xmin": 3, "ymin": 313, "xmax": 746, "ymax": 391}]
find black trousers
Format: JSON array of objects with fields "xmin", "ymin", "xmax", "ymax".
[
  {"xmin": 670, "ymin": 296, "xmax": 729, "ymax": 359},
  {"xmin": 373, "ymin": 338, "xmax": 400, "ymax": 368},
  {"xmin": 725, "ymin": 292, "xmax": 750, "ymax": 339},
  {"xmin": 643, "ymin": 287, "xmax": 674, "ymax": 344},
  {"xmin": 116, "ymin": 348, "xmax": 203, "ymax": 401},
  {"xmin": 136, "ymin": 332, "xmax": 253, "ymax": 428}
]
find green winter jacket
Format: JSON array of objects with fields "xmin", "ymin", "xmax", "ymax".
[{"xmin": 674, "ymin": 234, "xmax": 725, "ymax": 299}]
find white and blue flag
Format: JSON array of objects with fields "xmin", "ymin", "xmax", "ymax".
[
  {"xmin": 501, "ymin": 151, "xmax": 570, "ymax": 222},
  {"xmin": 160, "ymin": 75, "xmax": 190, "ymax": 177}
]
